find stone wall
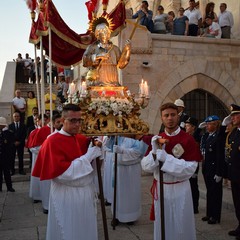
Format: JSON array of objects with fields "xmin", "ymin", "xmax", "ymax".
[
  {"xmin": 119, "ymin": 21, "xmax": 240, "ymax": 134},
  {"xmin": 106, "ymin": 0, "xmax": 240, "ymax": 39}
]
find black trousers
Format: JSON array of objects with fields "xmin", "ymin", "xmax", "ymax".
[
  {"xmin": 231, "ymin": 180, "xmax": 240, "ymax": 226},
  {"xmin": 0, "ymin": 162, "xmax": 12, "ymax": 190},
  {"xmin": 189, "ymin": 176, "xmax": 199, "ymax": 212},
  {"xmin": 203, "ymin": 174, "xmax": 223, "ymax": 221},
  {"xmin": 188, "ymin": 24, "xmax": 199, "ymax": 36},
  {"xmin": 11, "ymin": 144, "xmax": 24, "ymax": 172}
]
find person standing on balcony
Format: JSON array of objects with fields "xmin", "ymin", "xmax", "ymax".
[
  {"xmin": 184, "ymin": 0, "xmax": 202, "ymax": 36},
  {"xmin": 218, "ymin": 3, "xmax": 234, "ymax": 39},
  {"xmin": 152, "ymin": 5, "xmax": 168, "ymax": 34},
  {"xmin": 132, "ymin": 1, "xmax": 154, "ymax": 33},
  {"xmin": 173, "ymin": 7, "xmax": 189, "ymax": 36},
  {"xmin": 201, "ymin": 15, "xmax": 222, "ymax": 39}
]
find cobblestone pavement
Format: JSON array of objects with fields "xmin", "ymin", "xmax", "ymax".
[{"xmin": 0, "ymin": 173, "xmax": 237, "ymax": 240}]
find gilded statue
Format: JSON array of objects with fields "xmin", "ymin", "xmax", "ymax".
[{"xmin": 83, "ymin": 16, "xmax": 131, "ymax": 86}]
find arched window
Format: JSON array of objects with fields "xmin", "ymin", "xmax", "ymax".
[{"xmin": 182, "ymin": 89, "xmax": 229, "ymax": 122}]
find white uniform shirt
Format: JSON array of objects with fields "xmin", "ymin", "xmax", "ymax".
[
  {"xmin": 184, "ymin": 8, "xmax": 202, "ymax": 25},
  {"xmin": 218, "ymin": 10, "xmax": 234, "ymax": 28}
]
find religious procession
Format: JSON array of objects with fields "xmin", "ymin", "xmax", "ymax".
[{"xmin": 1, "ymin": 0, "xmax": 240, "ymax": 240}]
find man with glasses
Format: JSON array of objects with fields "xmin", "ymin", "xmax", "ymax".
[{"xmin": 32, "ymin": 104, "xmax": 102, "ymax": 240}]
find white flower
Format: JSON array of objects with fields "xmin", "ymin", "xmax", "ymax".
[{"xmin": 88, "ymin": 96, "xmax": 134, "ymax": 116}]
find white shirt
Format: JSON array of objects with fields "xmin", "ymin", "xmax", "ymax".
[
  {"xmin": 218, "ymin": 10, "xmax": 234, "ymax": 28},
  {"xmin": 209, "ymin": 22, "xmax": 222, "ymax": 39},
  {"xmin": 12, "ymin": 97, "xmax": 26, "ymax": 109},
  {"xmin": 184, "ymin": 8, "xmax": 202, "ymax": 25}
]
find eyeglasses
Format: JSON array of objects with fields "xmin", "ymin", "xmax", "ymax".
[{"xmin": 65, "ymin": 118, "xmax": 82, "ymax": 124}]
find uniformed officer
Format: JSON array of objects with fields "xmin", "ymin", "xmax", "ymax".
[
  {"xmin": 0, "ymin": 117, "xmax": 15, "ymax": 192},
  {"xmin": 185, "ymin": 117, "xmax": 203, "ymax": 214},
  {"xmin": 200, "ymin": 115, "xmax": 225, "ymax": 224},
  {"xmin": 226, "ymin": 104, "xmax": 240, "ymax": 239}
]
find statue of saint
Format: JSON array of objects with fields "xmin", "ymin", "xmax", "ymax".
[{"xmin": 83, "ymin": 17, "xmax": 131, "ymax": 86}]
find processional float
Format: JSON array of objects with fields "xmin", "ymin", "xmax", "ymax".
[
  {"xmin": 25, "ymin": 0, "xmax": 159, "ymax": 239},
  {"xmin": 70, "ymin": 5, "xmax": 150, "ymax": 238}
]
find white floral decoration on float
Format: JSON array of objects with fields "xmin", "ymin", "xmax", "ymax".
[{"xmin": 88, "ymin": 96, "xmax": 134, "ymax": 116}]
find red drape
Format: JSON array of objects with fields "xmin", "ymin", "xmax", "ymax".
[{"xmin": 29, "ymin": 0, "xmax": 126, "ymax": 67}]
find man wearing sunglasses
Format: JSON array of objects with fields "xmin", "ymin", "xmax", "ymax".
[{"xmin": 32, "ymin": 104, "xmax": 102, "ymax": 240}]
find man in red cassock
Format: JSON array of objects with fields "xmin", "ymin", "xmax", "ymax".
[
  {"xmin": 141, "ymin": 102, "xmax": 202, "ymax": 240},
  {"xmin": 28, "ymin": 114, "xmax": 49, "ymax": 205},
  {"xmin": 32, "ymin": 104, "xmax": 102, "ymax": 240}
]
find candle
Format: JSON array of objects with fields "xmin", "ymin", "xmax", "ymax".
[
  {"xmin": 69, "ymin": 82, "xmax": 76, "ymax": 95},
  {"xmin": 81, "ymin": 81, "xmax": 87, "ymax": 95},
  {"xmin": 144, "ymin": 81, "xmax": 149, "ymax": 97},
  {"xmin": 139, "ymin": 79, "xmax": 145, "ymax": 96}
]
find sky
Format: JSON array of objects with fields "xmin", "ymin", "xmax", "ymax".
[{"xmin": 0, "ymin": 0, "xmax": 89, "ymax": 82}]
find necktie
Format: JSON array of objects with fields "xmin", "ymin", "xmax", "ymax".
[{"xmin": 16, "ymin": 122, "xmax": 19, "ymax": 130}]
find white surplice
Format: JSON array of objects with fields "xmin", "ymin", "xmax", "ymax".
[
  {"xmin": 107, "ymin": 137, "xmax": 148, "ymax": 223},
  {"xmin": 103, "ymin": 149, "xmax": 113, "ymax": 204},
  {"xmin": 29, "ymin": 146, "xmax": 41, "ymax": 201},
  {"xmin": 46, "ymin": 147, "xmax": 99, "ymax": 240},
  {"xmin": 141, "ymin": 152, "xmax": 198, "ymax": 240}
]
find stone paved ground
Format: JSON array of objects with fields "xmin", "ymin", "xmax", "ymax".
[{"xmin": 0, "ymin": 173, "xmax": 237, "ymax": 240}]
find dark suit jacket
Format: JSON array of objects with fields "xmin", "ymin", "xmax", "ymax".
[
  {"xmin": 26, "ymin": 115, "xmax": 35, "ymax": 129},
  {"xmin": 8, "ymin": 122, "xmax": 27, "ymax": 146},
  {"xmin": 201, "ymin": 130, "xmax": 225, "ymax": 178},
  {"xmin": 227, "ymin": 127, "xmax": 240, "ymax": 181},
  {"xmin": 0, "ymin": 129, "xmax": 14, "ymax": 164}
]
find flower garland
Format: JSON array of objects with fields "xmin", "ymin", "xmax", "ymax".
[{"xmin": 88, "ymin": 96, "xmax": 134, "ymax": 116}]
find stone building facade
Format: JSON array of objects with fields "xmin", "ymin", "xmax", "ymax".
[{"xmin": 80, "ymin": 0, "xmax": 240, "ymax": 134}]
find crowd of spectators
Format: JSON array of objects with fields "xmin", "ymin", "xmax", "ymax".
[
  {"xmin": 132, "ymin": 0, "xmax": 234, "ymax": 39},
  {"xmin": 15, "ymin": 53, "xmax": 73, "ymax": 85}
]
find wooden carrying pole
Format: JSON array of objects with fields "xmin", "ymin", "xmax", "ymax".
[
  {"xmin": 159, "ymin": 162, "xmax": 165, "ymax": 240},
  {"xmin": 112, "ymin": 136, "xmax": 118, "ymax": 230},
  {"xmin": 96, "ymin": 157, "xmax": 109, "ymax": 240},
  {"xmin": 158, "ymin": 139, "xmax": 169, "ymax": 240}
]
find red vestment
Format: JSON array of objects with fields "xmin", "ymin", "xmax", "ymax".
[
  {"xmin": 25, "ymin": 128, "xmax": 39, "ymax": 148},
  {"xmin": 31, "ymin": 126, "xmax": 51, "ymax": 147},
  {"xmin": 150, "ymin": 130, "xmax": 202, "ymax": 220},
  {"xmin": 32, "ymin": 132, "xmax": 89, "ymax": 180},
  {"xmin": 159, "ymin": 130, "xmax": 202, "ymax": 162}
]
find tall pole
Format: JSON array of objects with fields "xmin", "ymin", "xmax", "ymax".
[
  {"xmin": 34, "ymin": 45, "xmax": 41, "ymax": 113},
  {"xmin": 159, "ymin": 162, "xmax": 165, "ymax": 240},
  {"xmin": 48, "ymin": 28, "xmax": 53, "ymax": 133},
  {"xmin": 96, "ymin": 157, "xmax": 109, "ymax": 240},
  {"xmin": 112, "ymin": 136, "xmax": 118, "ymax": 230},
  {"xmin": 40, "ymin": 36, "xmax": 45, "ymax": 125},
  {"xmin": 158, "ymin": 139, "xmax": 169, "ymax": 240}
]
